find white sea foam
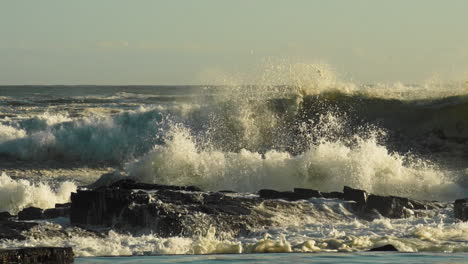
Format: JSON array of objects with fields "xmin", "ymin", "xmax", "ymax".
[
  {"xmin": 0, "ymin": 124, "xmax": 26, "ymax": 143},
  {"xmin": 1, "ymin": 207, "xmax": 467, "ymax": 256},
  {"xmin": 128, "ymin": 123, "xmax": 465, "ymax": 201},
  {"xmin": 0, "ymin": 173, "xmax": 76, "ymax": 214}
]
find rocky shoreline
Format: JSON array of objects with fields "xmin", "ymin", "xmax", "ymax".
[
  {"xmin": 0, "ymin": 178, "xmax": 466, "ymax": 262},
  {"xmin": 0, "ymin": 247, "xmax": 73, "ymax": 264}
]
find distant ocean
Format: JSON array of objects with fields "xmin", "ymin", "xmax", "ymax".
[{"xmin": 1, "ymin": 66, "xmax": 468, "ymax": 262}]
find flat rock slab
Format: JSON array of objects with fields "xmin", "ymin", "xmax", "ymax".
[{"xmin": 0, "ymin": 247, "xmax": 73, "ymax": 264}]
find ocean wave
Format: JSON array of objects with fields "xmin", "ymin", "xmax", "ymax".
[{"xmin": 127, "ymin": 125, "xmax": 466, "ymax": 201}]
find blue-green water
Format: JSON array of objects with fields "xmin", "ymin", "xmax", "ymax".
[{"xmin": 76, "ymin": 253, "xmax": 468, "ymax": 264}]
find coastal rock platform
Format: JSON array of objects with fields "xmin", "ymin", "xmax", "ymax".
[
  {"xmin": 0, "ymin": 247, "xmax": 73, "ymax": 264},
  {"xmin": 68, "ymin": 179, "xmax": 450, "ymax": 237}
]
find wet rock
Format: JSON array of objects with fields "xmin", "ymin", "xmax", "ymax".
[
  {"xmin": 258, "ymin": 188, "xmax": 321, "ymax": 201},
  {"xmin": 0, "ymin": 220, "xmax": 38, "ymax": 240},
  {"xmin": 0, "ymin": 212, "xmax": 12, "ymax": 221},
  {"xmin": 368, "ymin": 244, "xmax": 398, "ymax": 251},
  {"xmin": 340, "ymin": 185, "xmax": 442, "ymax": 219},
  {"xmin": 454, "ymin": 198, "xmax": 468, "ymax": 221},
  {"xmin": 293, "ymin": 188, "xmax": 323, "ymax": 198},
  {"xmin": 109, "ymin": 179, "xmax": 202, "ymax": 192},
  {"xmin": 54, "ymin": 203, "xmax": 70, "ymax": 208},
  {"xmin": 18, "ymin": 207, "xmax": 43, "ymax": 221},
  {"xmin": 42, "ymin": 207, "xmax": 70, "ymax": 219},
  {"xmin": 69, "ymin": 180, "xmax": 447, "ymax": 238},
  {"xmin": 366, "ymin": 195, "xmax": 412, "ymax": 218},
  {"xmin": 321, "ymin": 191, "xmax": 344, "ymax": 199},
  {"xmin": 70, "ymin": 183, "xmax": 312, "ymax": 237},
  {"xmin": 343, "ymin": 186, "xmax": 368, "ymax": 205},
  {"xmin": 0, "ymin": 247, "xmax": 73, "ymax": 264}
]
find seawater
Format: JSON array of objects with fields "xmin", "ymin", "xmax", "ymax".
[
  {"xmin": 76, "ymin": 253, "xmax": 468, "ymax": 264},
  {"xmin": 1, "ymin": 63, "xmax": 468, "ymax": 258}
]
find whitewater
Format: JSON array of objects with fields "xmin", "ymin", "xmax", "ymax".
[{"xmin": 0, "ymin": 64, "xmax": 468, "ymax": 259}]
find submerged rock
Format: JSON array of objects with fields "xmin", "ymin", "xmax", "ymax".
[
  {"xmin": 0, "ymin": 247, "xmax": 73, "ymax": 264},
  {"xmin": 454, "ymin": 198, "xmax": 468, "ymax": 221}
]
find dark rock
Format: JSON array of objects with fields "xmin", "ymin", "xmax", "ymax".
[
  {"xmin": 69, "ymin": 181, "xmax": 447, "ymax": 238},
  {"xmin": 365, "ymin": 195, "xmax": 443, "ymax": 218},
  {"xmin": 368, "ymin": 244, "xmax": 398, "ymax": 251},
  {"xmin": 258, "ymin": 189, "xmax": 282, "ymax": 199},
  {"xmin": 0, "ymin": 220, "xmax": 38, "ymax": 240},
  {"xmin": 43, "ymin": 207, "xmax": 70, "ymax": 219},
  {"xmin": 366, "ymin": 195, "xmax": 413, "ymax": 218},
  {"xmin": 293, "ymin": 188, "xmax": 322, "ymax": 198},
  {"xmin": 322, "ymin": 192, "xmax": 344, "ymax": 199},
  {"xmin": 0, "ymin": 212, "xmax": 12, "ymax": 221},
  {"xmin": 454, "ymin": 198, "xmax": 468, "ymax": 221},
  {"xmin": 343, "ymin": 186, "xmax": 368, "ymax": 205},
  {"xmin": 54, "ymin": 203, "xmax": 71, "ymax": 208},
  {"xmin": 70, "ymin": 184, "xmax": 312, "ymax": 237},
  {"xmin": 0, "ymin": 247, "xmax": 73, "ymax": 264},
  {"xmin": 258, "ymin": 189, "xmax": 316, "ymax": 201},
  {"xmin": 109, "ymin": 179, "xmax": 202, "ymax": 192},
  {"xmin": 18, "ymin": 207, "xmax": 43, "ymax": 220}
]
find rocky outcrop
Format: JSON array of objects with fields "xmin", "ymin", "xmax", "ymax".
[
  {"xmin": 0, "ymin": 221, "xmax": 38, "ymax": 240},
  {"xmin": 343, "ymin": 186, "xmax": 368, "ymax": 204},
  {"xmin": 69, "ymin": 180, "xmax": 447, "ymax": 238},
  {"xmin": 18, "ymin": 207, "xmax": 43, "ymax": 221},
  {"xmin": 454, "ymin": 198, "xmax": 468, "ymax": 221},
  {"xmin": 0, "ymin": 247, "xmax": 73, "ymax": 264},
  {"xmin": 16, "ymin": 204, "xmax": 70, "ymax": 221},
  {"xmin": 70, "ymin": 180, "xmax": 283, "ymax": 237},
  {"xmin": 341, "ymin": 186, "xmax": 443, "ymax": 218}
]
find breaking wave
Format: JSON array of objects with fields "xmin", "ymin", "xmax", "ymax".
[
  {"xmin": 0, "ymin": 173, "xmax": 76, "ymax": 214},
  {"xmin": 1, "ymin": 63, "xmax": 467, "ymax": 200}
]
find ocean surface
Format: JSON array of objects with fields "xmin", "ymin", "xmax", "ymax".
[{"xmin": 0, "ymin": 67, "xmax": 468, "ymax": 262}]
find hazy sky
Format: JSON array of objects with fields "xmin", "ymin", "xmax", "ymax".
[{"xmin": 1, "ymin": 0, "xmax": 467, "ymax": 85}]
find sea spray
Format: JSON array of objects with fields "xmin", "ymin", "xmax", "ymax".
[
  {"xmin": 127, "ymin": 120, "xmax": 464, "ymax": 201},
  {"xmin": 0, "ymin": 173, "xmax": 76, "ymax": 214}
]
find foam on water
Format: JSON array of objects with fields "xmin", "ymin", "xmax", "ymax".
[
  {"xmin": 128, "ymin": 123, "xmax": 465, "ymax": 201},
  {"xmin": 0, "ymin": 173, "xmax": 76, "ymax": 214},
  {"xmin": 1, "ymin": 205, "xmax": 467, "ymax": 256}
]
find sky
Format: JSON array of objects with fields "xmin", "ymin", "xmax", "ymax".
[{"xmin": 0, "ymin": 0, "xmax": 467, "ymax": 85}]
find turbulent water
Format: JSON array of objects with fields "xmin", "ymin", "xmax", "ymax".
[{"xmin": 1, "ymin": 64, "xmax": 468, "ymax": 257}]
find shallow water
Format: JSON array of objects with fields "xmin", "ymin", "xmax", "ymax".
[{"xmin": 76, "ymin": 253, "xmax": 468, "ymax": 264}]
